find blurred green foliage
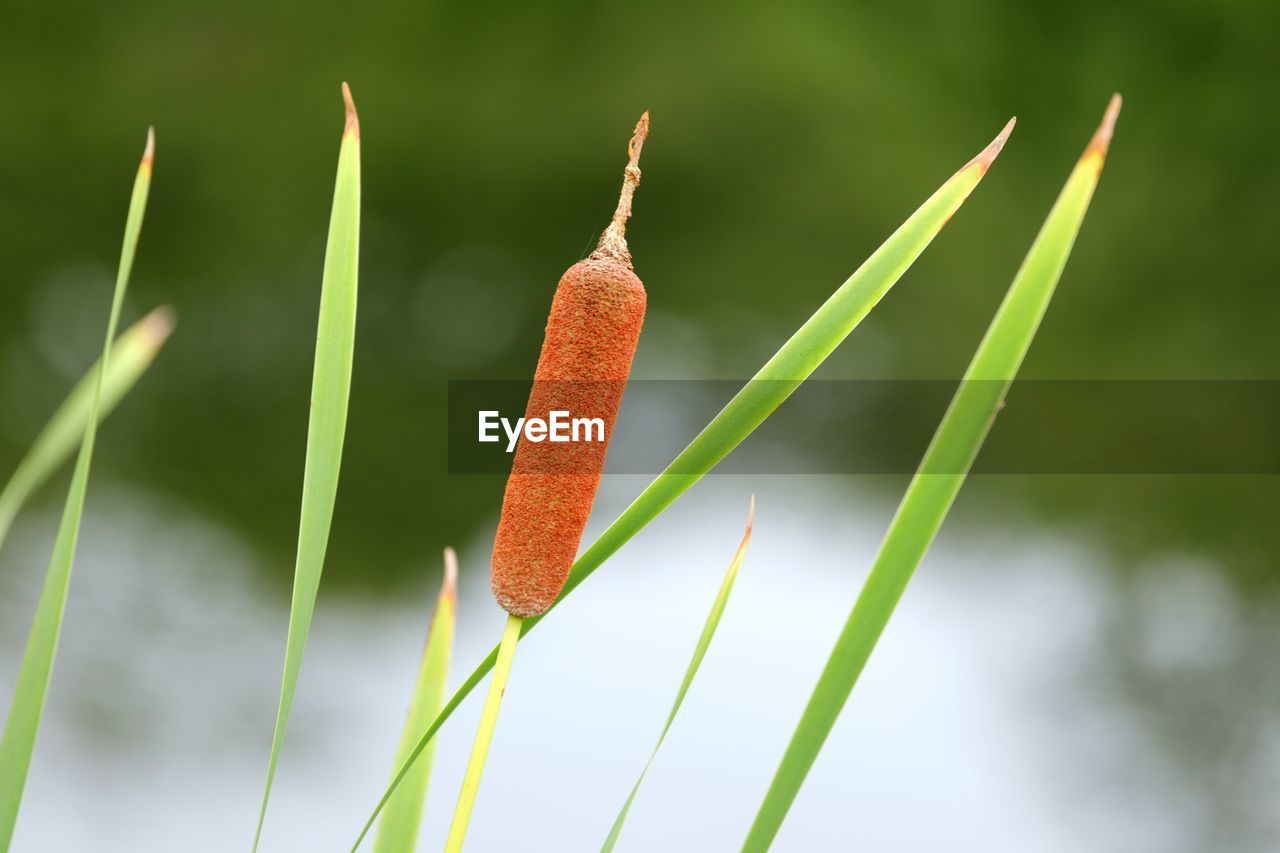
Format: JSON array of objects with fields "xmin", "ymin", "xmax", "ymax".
[{"xmin": 0, "ymin": 0, "xmax": 1277, "ymax": 590}]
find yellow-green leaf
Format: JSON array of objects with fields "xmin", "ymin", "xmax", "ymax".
[
  {"xmin": 373, "ymin": 549, "xmax": 458, "ymax": 853},
  {"xmin": 602, "ymin": 498, "xmax": 754, "ymax": 852},
  {"xmin": 0, "ymin": 307, "xmax": 175, "ymax": 553}
]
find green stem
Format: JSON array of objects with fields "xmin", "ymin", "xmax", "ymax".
[{"xmin": 443, "ymin": 613, "xmax": 523, "ymax": 853}]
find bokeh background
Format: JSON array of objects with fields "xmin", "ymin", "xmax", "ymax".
[{"xmin": 1, "ymin": 1, "xmax": 1278, "ymax": 850}]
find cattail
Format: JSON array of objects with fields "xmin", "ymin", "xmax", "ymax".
[{"xmin": 491, "ymin": 113, "xmax": 651, "ymax": 618}]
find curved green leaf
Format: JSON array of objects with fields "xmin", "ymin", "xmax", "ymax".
[
  {"xmin": 252, "ymin": 83, "xmax": 362, "ymax": 851},
  {"xmin": 373, "ymin": 549, "xmax": 458, "ymax": 853},
  {"xmin": 741, "ymin": 95, "xmax": 1122, "ymax": 852},
  {"xmin": 602, "ymin": 497, "xmax": 754, "ymax": 852}
]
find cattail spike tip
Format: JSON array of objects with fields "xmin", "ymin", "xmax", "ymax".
[
  {"xmin": 630, "ymin": 111, "xmax": 650, "ymax": 159},
  {"xmin": 596, "ymin": 111, "xmax": 651, "ymax": 262}
]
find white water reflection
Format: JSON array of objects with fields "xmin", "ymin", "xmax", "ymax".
[{"xmin": 0, "ymin": 477, "xmax": 1274, "ymax": 851}]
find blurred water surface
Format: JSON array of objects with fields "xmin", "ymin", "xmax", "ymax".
[{"xmin": 1, "ymin": 478, "xmax": 1275, "ymax": 851}]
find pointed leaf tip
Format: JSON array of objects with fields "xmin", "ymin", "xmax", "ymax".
[
  {"xmin": 745, "ymin": 495, "xmax": 756, "ymax": 536},
  {"xmin": 141, "ymin": 305, "xmax": 177, "ymax": 346},
  {"xmin": 142, "ymin": 127, "xmax": 155, "ymax": 167},
  {"xmin": 342, "ymin": 82, "xmax": 360, "ymax": 138},
  {"xmin": 442, "ymin": 547, "xmax": 458, "ymax": 600},
  {"xmin": 1086, "ymin": 93, "xmax": 1123, "ymax": 160},
  {"xmin": 964, "ymin": 116, "xmax": 1016, "ymax": 174}
]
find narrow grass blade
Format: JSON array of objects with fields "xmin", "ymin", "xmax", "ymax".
[
  {"xmin": 0, "ymin": 129, "xmax": 155, "ymax": 851},
  {"xmin": 741, "ymin": 95, "xmax": 1122, "ymax": 852},
  {"xmin": 602, "ymin": 496, "xmax": 755, "ymax": 853},
  {"xmin": 0, "ymin": 307, "xmax": 175, "ymax": 553},
  {"xmin": 372, "ymin": 549, "xmax": 458, "ymax": 853},
  {"xmin": 252, "ymin": 83, "xmax": 361, "ymax": 851},
  {"xmin": 443, "ymin": 613, "xmax": 523, "ymax": 853},
  {"xmin": 352, "ymin": 118, "xmax": 1015, "ymax": 849}
]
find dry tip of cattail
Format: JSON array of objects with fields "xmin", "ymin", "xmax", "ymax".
[{"xmin": 490, "ymin": 113, "xmax": 651, "ymax": 618}]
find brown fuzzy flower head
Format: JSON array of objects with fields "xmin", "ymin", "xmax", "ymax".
[{"xmin": 491, "ymin": 113, "xmax": 650, "ymax": 617}]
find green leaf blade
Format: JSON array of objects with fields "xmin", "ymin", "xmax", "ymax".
[
  {"xmin": 253, "ymin": 84, "xmax": 362, "ymax": 851},
  {"xmin": 0, "ymin": 129, "xmax": 155, "ymax": 851},
  {"xmin": 373, "ymin": 549, "xmax": 458, "ymax": 853},
  {"xmin": 741, "ymin": 95, "xmax": 1122, "ymax": 852},
  {"xmin": 602, "ymin": 498, "xmax": 755, "ymax": 853},
  {"xmin": 0, "ymin": 307, "xmax": 175, "ymax": 553},
  {"xmin": 352, "ymin": 118, "xmax": 1013, "ymax": 850}
]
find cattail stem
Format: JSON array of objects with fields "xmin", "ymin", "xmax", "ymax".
[
  {"xmin": 594, "ymin": 111, "xmax": 650, "ymax": 262},
  {"xmin": 443, "ymin": 613, "xmax": 523, "ymax": 852}
]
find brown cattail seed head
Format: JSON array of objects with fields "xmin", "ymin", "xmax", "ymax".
[{"xmin": 491, "ymin": 114, "xmax": 650, "ymax": 617}]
